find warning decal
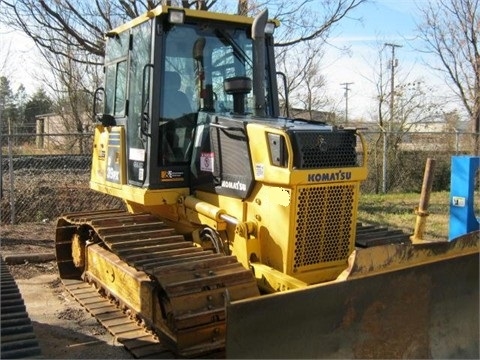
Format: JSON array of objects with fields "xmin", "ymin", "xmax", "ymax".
[{"xmin": 200, "ymin": 152, "xmax": 214, "ymax": 172}]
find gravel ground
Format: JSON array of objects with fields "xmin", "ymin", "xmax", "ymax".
[{"xmin": 1, "ymin": 222, "xmax": 132, "ymax": 359}]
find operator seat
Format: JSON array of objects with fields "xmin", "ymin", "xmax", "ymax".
[
  {"xmin": 163, "ymin": 71, "xmax": 192, "ymax": 119},
  {"xmin": 161, "ymin": 71, "xmax": 194, "ymax": 163}
]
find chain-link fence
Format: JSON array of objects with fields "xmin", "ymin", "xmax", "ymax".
[
  {"xmin": 1, "ymin": 131, "xmax": 477, "ymax": 225},
  {"xmin": 360, "ymin": 130, "xmax": 477, "ymax": 194},
  {"xmin": 1, "ymin": 133, "xmax": 123, "ymax": 224}
]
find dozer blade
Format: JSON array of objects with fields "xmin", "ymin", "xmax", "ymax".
[{"xmin": 226, "ymin": 232, "xmax": 479, "ymax": 359}]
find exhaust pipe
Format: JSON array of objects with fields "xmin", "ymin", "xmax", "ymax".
[{"xmin": 252, "ymin": 9, "xmax": 268, "ymax": 117}]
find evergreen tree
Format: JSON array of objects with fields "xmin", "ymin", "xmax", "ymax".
[
  {"xmin": 0, "ymin": 76, "xmax": 16, "ymax": 135},
  {"xmin": 24, "ymin": 88, "xmax": 53, "ymax": 133}
]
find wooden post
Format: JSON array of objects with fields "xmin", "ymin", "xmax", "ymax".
[{"xmin": 410, "ymin": 158, "xmax": 436, "ymax": 243}]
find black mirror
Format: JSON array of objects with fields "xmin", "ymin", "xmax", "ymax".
[{"xmin": 93, "ymin": 87, "xmax": 105, "ymax": 121}]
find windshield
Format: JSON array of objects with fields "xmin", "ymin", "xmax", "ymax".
[
  {"xmin": 162, "ymin": 23, "xmax": 255, "ymax": 115},
  {"xmin": 158, "ymin": 22, "xmax": 257, "ymax": 165}
]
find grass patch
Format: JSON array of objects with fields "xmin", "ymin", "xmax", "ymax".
[{"xmin": 358, "ymin": 191, "xmax": 456, "ymax": 241}]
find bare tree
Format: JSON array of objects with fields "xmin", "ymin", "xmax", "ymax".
[
  {"xmin": 254, "ymin": 0, "xmax": 366, "ymax": 118},
  {"xmin": 1, "ymin": 0, "xmax": 367, "ymax": 59},
  {"xmin": 0, "ymin": 34, "xmax": 13, "ymax": 78},
  {"xmin": 364, "ymin": 41, "xmax": 443, "ymax": 193},
  {"xmin": 276, "ymin": 40, "xmax": 338, "ymax": 121},
  {"xmin": 0, "ymin": 0, "xmax": 367, "ymax": 127},
  {"xmin": 0, "ymin": 0, "xmax": 151, "ymax": 65},
  {"xmin": 416, "ymin": 0, "xmax": 480, "ymax": 153},
  {"xmin": 265, "ymin": 0, "xmax": 366, "ymax": 47}
]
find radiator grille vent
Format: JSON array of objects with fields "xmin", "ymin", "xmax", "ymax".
[
  {"xmin": 291, "ymin": 131, "xmax": 358, "ymax": 169},
  {"xmin": 294, "ymin": 184, "xmax": 355, "ymax": 270}
]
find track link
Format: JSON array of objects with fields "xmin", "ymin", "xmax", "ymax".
[
  {"xmin": 61, "ymin": 278, "xmax": 173, "ymax": 359},
  {"xmin": 55, "ymin": 209, "xmax": 259, "ymax": 358},
  {"xmin": 355, "ymin": 223, "xmax": 410, "ymax": 247},
  {"xmin": 0, "ymin": 257, "xmax": 43, "ymax": 359}
]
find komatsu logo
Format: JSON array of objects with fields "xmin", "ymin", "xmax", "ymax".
[
  {"xmin": 308, "ymin": 170, "xmax": 352, "ymax": 182},
  {"xmin": 221, "ymin": 180, "xmax": 247, "ymax": 191}
]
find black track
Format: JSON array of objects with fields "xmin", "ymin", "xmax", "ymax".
[{"xmin": 0, "ymin": 257, "xmax": 43, "ymax": 359}]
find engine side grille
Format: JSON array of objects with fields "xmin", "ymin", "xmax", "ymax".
[
  {"xmin": 293, "ymin": 184, "xmax": 356, "ymax": 271},
  {"xmin": 291, "ymin": 131, "xmax": 358, "ymax": 169}
]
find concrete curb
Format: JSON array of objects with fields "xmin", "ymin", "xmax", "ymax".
[{"xmin": 3, "ymin": 252, "xmax": 56, "ymax": 264}]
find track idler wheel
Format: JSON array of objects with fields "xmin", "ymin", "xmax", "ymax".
[
  {"xmin": 70, "ymin": 225, "xmax": 91, "ymax": 271},
  {"xmin": 72, "ymin": 233, "xmax": 86, "ymax": 268}
]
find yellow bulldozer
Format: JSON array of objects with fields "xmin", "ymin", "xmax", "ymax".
[{"xmin": 55, "ymin": 5, "xmax": 479, "ymax": 358}]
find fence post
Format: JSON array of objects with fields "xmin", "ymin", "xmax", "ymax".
[
  {"xmin": 8, "ymin": 134, "xmax": 15, "ymax": 224},
  {"xmin": 382, "ymin": 130, "xmax": 387, "ymax": 193},
  {"xmin": 0, "ymin": 134, "xmax": 3, "ymax": 200}
]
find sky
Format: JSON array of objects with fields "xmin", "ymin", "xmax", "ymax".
[
  {"xmin": 1, "ymin": 24, "xmax": 44, "ymax": 94},
  {"xmin": 321, "ymin": 0, "xmax": 452, "ymax": 120},
  {"xmin": 1, "ymin": 0, "xmax": 454, "ymax": 120}
]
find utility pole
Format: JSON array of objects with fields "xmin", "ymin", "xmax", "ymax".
[
  {"xmin": 382, "ymin": 43, "xmax": 402, "ymax": 193},
  {"xmin": 385, "ymin": 43, "xmax": 402, "ymax": 130},
  {"xmin": 340, "ymin": 82, "xmax": 353, "ymax": 123}
]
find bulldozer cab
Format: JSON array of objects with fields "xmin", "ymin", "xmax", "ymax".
[{"xmin": 94, "ymin": 7, "xmax": 278, "ymax": 191}]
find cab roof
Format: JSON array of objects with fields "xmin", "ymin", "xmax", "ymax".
[{"xmin": 107, "ymin": 5, "xmax": 270, "ymax": 37}]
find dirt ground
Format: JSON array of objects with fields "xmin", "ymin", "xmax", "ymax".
[{"xmin": 1, "ymin": 222, "xmax": 133, "ymax": 359}]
